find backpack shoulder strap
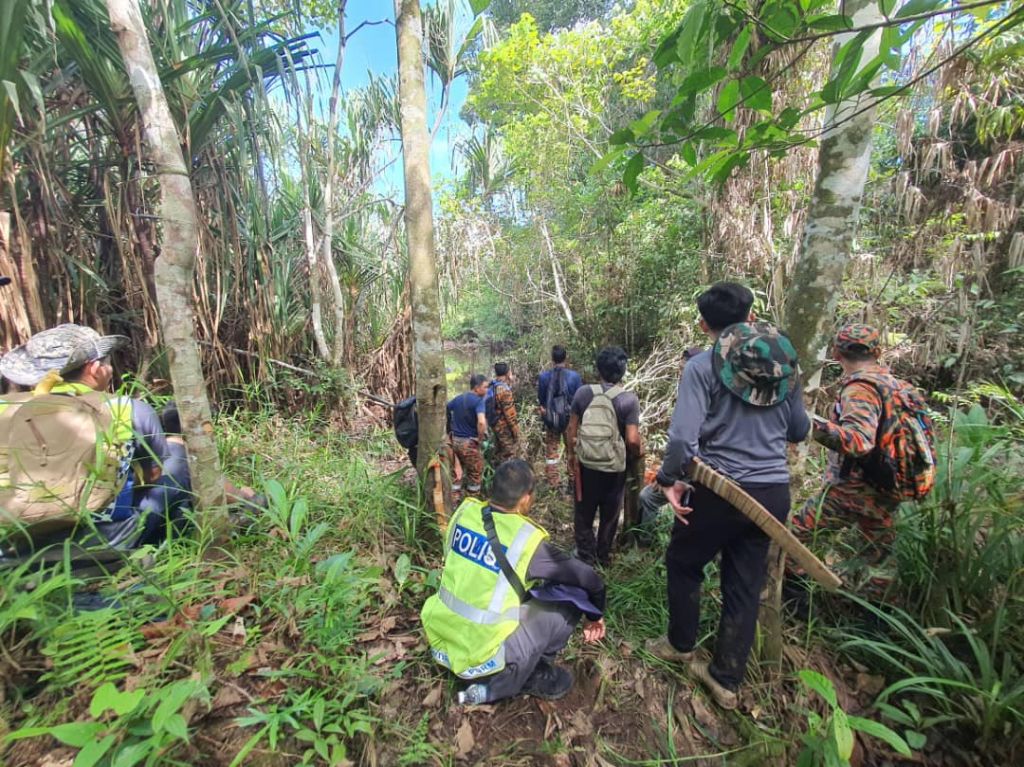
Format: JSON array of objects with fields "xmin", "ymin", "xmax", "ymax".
[
  {"xmin": 604, "ymin": 385, "xmax": 624, "ymax": 400},
  {"xmin": 480, "ymin": 505, "xmax": 530, "ymax": 603}
]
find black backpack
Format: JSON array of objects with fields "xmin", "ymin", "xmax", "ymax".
[
  {"xmin": 542, "ymin": 368, "xmax": 571, "ymax": 433},
  {"xmin": 393, "ymin": 396, "xmax": 418, "ymax": 450},
  {"xmin": 485, "ymin": 381, "xmax": 507, "ymax": 428}
]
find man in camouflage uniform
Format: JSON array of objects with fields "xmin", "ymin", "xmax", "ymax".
[
  {"xmin": 489, "ymin": 362, "xmax": 519, "ymax": 463},
  {"xmin": 447, "ymin": 375, "xmax": 488, "ymax": 499},
  {"xmin": 789, "ymin": 324, "xmax": 903, "ymax": 596}
]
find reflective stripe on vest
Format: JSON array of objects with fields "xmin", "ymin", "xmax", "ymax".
[{"xmin": 421, "ymin": 497, "xmax": 549, "ymax": 677}]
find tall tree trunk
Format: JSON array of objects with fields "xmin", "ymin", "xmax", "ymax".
[
  {"xmin": 761, "ymin": 0, "xmax": 885, "ymax": 661},
  {"xmin": 325, "ymin": 1, "xmax": 350, "ymax": 366},
  {"xmin": 784, "ymin": 0, "xmax": 884, "ymax": 380},
  {"xmin": 395, "ymin": 0, "xmax": 447, "ymax": 488},
  {"xmin": 107, "ymin": 0, "xmax": 227, "ymax": 526}
]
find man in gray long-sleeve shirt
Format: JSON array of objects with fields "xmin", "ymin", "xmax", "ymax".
[{"xmin": 646, "ymin": 283, "xmax": 809, "ymax": 710}]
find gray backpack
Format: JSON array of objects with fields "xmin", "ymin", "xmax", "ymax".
[{"xmin": 576, "ymin": 384, "xmax": 626, "ymax": 472}]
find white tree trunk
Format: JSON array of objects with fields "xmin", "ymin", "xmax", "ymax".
[
  {"xmin": 325, "ymin": 2, "xmax": 350, "ymax": 366},
  {"xmin": 106, "ymin": 0, "xmax": 227, "ymax": 524},
  {"xmin": 395, "ymin": 0, "xmax": 448, "ymax": 486},
  {"xmin": 785, "ymin": 0, "xmax": 884, "ymax": 376}
]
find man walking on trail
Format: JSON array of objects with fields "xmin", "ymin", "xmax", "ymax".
[
  {"xmin": 447, "ymin": 375, "xmax": 488, "ymax": 498},
  {"xmin": 788, "ymin": 324, "xmax": 932, "ymax": 597},
  {"xmin": 646, "ymin": 283, "xmax": 809, "ymax": 710},
  {"xmin": 422, "ymin": 460, "xmax": 606, "ymax": 704},
  {"xmin": 566, "ymin": 347, "xmax": 642, "ymax": 567},
  {"xmin": 0, "ymin": 324, "xmax": 189, "ymax": 550},
  {"xmin": 538, "ymin": 345, "xmax": 582, "ymax": 494},
  {"xmin": 488, "ymin": 362, "xmax": 519, "ymax": 463}
]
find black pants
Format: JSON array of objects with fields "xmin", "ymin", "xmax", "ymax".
[
  {"xmin": 665, "ymin": 481, "xmax": 790, "ymax": 690},
  {"xmin": 574, "ymin": 465, "xmax": 626, "ymax": 565}
]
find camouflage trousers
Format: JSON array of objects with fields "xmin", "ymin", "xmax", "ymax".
[
  {"xmin": 451, "ymin": 437, "xmax": 484, "ymax": 498},
  {"xmin": 543, "ymin": 428, "xmax": 575, "ymax": 491},
  {"xmin": 491, "ymin": 421, "xmax": 518, "ymax": 464},
  {"xmin": 789, "ymin": 481, "xmax": 899, "ymax": 598}
]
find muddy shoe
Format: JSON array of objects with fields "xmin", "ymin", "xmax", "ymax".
[
  {"xmin": 645, "ymin": 636, "xmax": 695, "ymax": 663},
  {"xmin": 522, "ymin": 660, "xmax": 573, "ymax": 700},
  {"xmin": 687, "ymin": 661, "xmax": 738, "ymax": 710}
]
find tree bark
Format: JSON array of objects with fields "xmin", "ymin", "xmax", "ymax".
[
  {"xmin": 107, "ymin": 0, "xmax": 227, "ymax": 526},
  {"xmin": 395, "ymin": 0, "xmax": 448, "ymax": 491},
  {"xmin": 325, "ymin": 2, "xmax": 350, "ymax": 366},
  {"xmin": 784, "ymin": 0, "xmax": 884, "ymax": 381}
]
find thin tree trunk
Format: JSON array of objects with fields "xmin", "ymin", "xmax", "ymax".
[
  {"xmin": 785, "ymin": 0, "xmax": 884, "ymax": 380},
  {"xmin": 395, "ymin": 0, "xmax": 448, "ymax": 490},
  {"xmin": 107, "ymin": 0, "xmax": 227, "ymax": 526},
  {"xmin": 325, "ymin": 2, "xmax": 349, "ymax": 366}
]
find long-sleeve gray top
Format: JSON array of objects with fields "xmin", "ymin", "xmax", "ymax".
[{"xmin": 656, "ymin": 350, "xmax": 810, "ymax": 487}]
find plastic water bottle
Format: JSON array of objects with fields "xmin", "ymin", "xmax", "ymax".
[{"xmin": 457, "ymin": 684, "xmax": 489, "ymax": 705}]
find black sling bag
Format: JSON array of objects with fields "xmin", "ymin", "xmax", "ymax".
[{"xmin": 480, "ymin": 504, "xmax": 530, "ymax": 604}]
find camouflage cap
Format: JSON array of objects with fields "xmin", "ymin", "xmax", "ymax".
[
  {"xmin": 834, "ymin": 323, "xmax": 881, "ymax": 357},
  {"xmin": 0, "ymin": 324, "xmax": 128, "ymax": 386},
  {"xmin": 713, "ymin": 322, "xmax": 799, "ymax": 407}
]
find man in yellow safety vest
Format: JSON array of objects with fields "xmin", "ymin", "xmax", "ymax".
[{"xmin": 422, "ymin": 459, "xmax": 606, "ymax": 703}]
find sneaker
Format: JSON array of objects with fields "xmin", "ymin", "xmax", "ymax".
[
  {"xmin": 645, "ymin": 636, "xmax": 695, "ymax": 663},
  {"xmin": 522, "ymin": 660, "xmax": 573, "ymax": 700},
  {"xmin": 687, "ymin": 661, "xmax": 738, "ymax": 710}
]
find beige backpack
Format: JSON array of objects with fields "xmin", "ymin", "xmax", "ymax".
[
  {"xmin": 0, "ymin": 391, "xmax": 123, "ymax": 526},
  {"xmin": 576, "ymin": 384, "xmax": 626, "ymax": 473}
]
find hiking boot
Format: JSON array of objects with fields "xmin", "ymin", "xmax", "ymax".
[
  {"xmin": 687, "ymin": 662, "xmax": 738, "ymax": 710},
  {"xmin": 645, "ymin": 636, "xmax": 695, "ymax": 663},
  {"xmin": 522, "ymin": 660, "xmax": 573, "ymax": 700}
]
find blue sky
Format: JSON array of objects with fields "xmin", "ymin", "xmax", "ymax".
[{"xmin": 307, "ymin": 0, "xmax": 475, "ymax": 194}]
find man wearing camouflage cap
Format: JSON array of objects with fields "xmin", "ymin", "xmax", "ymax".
[
  {"xmin": 1, "ymin": 324, "xmax": 188, "ymax": 550},
  {"xmin": 646, "ymin": 283, "xmax": 809, "ymax": 710},
  {"xmin": 788, "ymin": 323, "xmax": 910, "ymax": 599}
]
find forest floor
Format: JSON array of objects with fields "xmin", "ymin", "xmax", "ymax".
[{"xmin": 0, "ymin": 412, "xmax": 978, "ymax": 767}]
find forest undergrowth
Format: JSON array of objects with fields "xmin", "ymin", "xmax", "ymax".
[{"xmin": 2, "ymin": 401, "xmax": 1021, "ymax": 767}]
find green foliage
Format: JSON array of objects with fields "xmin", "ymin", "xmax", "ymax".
[
  {"xmin": 611, "ymin": 0, "xmax": 1024, "ymax": 184},
  {"xmin": 895, "ymin": 405, "xmax": 1024, "ymax": 631},
  {"xmin": 796, "ymin": 670, "xmax": 912, "ymax": 767},
  {"xmin": 838, "ymin": 598, "xmax": 1024, "ymax": 751}
]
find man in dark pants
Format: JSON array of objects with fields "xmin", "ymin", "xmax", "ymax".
[
  {"xmin": 646, "ymin": 284, "xmax": 809, "ymax": 709},
  {"xmin": 566, "ymin": 347, "xmax": 641, "ymax": 567}
]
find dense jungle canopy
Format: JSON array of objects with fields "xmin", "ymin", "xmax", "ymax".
[{"xmin": 1, "ymin": 0, "xmax": 1022, "ymax": 765}]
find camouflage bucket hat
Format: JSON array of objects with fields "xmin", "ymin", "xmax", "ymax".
[
  {"xmin": 0, "ymin": 324, "xmax": 129, "ymax": 386},
  {"xmin": 713, "ymin": 322, "xmax": 799, "ymax": 407},
  {"xmin": 834, "ymin": 323, "xmax": 881, "ymax": 357}
]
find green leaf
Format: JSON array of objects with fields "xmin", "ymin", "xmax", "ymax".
[
  {"xmin": 679, "ymin": 66, "xmax": 728, "ymax": 98},
  {"xmin": 692, "ymin": 126, "xmax": 737, "ymax": 143},
  {"xmin": 832, "ymin": 709, "xmax": 854, "ymax": 760},
  {"xmin": 91, "ymin": 683, "xmax": 145, "ymax": 719},
  {"xmin": 798, "ymin": 670, "xmax": 838, "ymax": 707},
  {"xmin": 805, "ymin": 14, "xmax": 854, "ymax": 32},
  {"xmin": 675, "ymin": 1, "xmax": 708, "ymax": 67},
  {"xmin": 848, "ymin": 716, "xmax": 912, "ymax": 756},
  {"xmin": 905, "ymin": 730, "xmax": 927, "ymax": 749},
  {"xmin": 50, "ymin": 722, "xmax": 104, "ymax": 749},
  {"xmin": 629, "ymin": 109, "xmax": 662, "ymax": 139},
  {"xmin": 469, "ymin": 0, "xmax": 491, "ymax": 15},
  {"xmin": 681, "ymin": 141, "xmax": 697, "ymax": 167},
  {"xmin": 111, "ymin": 738, "xmax": 154, "ymax": 767},
  {"xmin": 591, "ymin": 146, "xmax": 626, "ymax": 175},
  {"xmin": 740, "ymin": 76, "xmax": 771, "ymax": 112},
  {"xmin": 717, "ymin": 79, "xmax": 740, "ymax": 122},
  {"xmin": 162, "ymin": 713, "xmax": 190, "ymax": 742},
  {"xmin": 74, "ymin": 734, "xmax": 117, "ymax": 767},
  {"xmin": 895, "ymin": 0, "xmax": 942, "ymax": 20},
  {"xmin": 153, "ymin": 680, "xmax": 197, "ymax": 734},
  {"xmin": 728, "ymin": 25, "xmax": 752, "ymax": 70},
  {"xmin": 622, "ymin": 152, "xmax": 645, "ymax": 194},
  {"xmin": 608, "ymin": 127, "xmax": 634, "ymax": 145},
  {"xmin": 394, "ymin": 553, "xmax": 411, "ymax": 587}
]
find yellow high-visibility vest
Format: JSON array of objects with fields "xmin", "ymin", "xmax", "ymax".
[{"xmin": 421, "ymin": 497, "xmax": 548, "ymax": 678}]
